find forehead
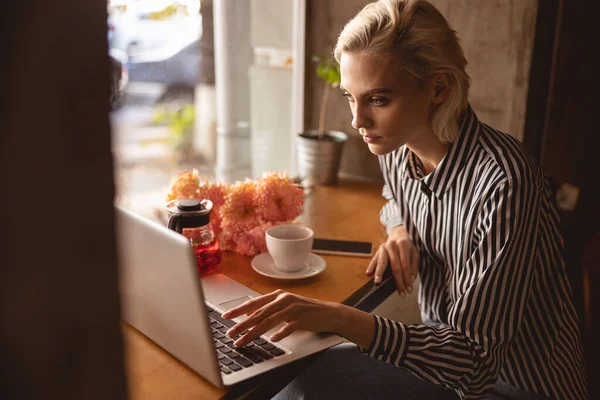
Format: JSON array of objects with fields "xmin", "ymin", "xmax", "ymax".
[{"xmin": 339, "ymin": 51, "xmax": 408, "ymax": 92}]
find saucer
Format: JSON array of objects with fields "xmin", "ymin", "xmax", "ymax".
[{"xmin": 251, "ymin": 252, "xmax": 326, "ymax": 280}]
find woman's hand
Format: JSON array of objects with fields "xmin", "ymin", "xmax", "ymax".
[
  {"xmin": 222, "ymin": 290, "xmax": 339, "ymax": 348},
  {"xmin": 366, "ymin": 225, "xmax": 419, "ymax": 298}
]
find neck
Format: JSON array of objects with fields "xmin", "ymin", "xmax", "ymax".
[{"xmin": 406, "ymin": 129, "xmax": 450, "ymax": 176}]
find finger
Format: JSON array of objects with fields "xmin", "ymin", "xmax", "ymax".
[
  {"xmin": 270, "ymin": 321, "xmax": 300, "ymax": 342},
  {"xmin": 385, "ymin": 241, "xmax": 402, "ymax": 284},
  {"xmin": 234, "ymin": 308, "xmax": 291, "ymax": 347},
  {"xmin": 399, "ymin": 241, "xmax": 413, "ymax": 295},
  {"xmin": 410, "ymin": 247, "xmax": 420, "ymax": 283},
  {"xmin": 245, "ymin": 309, "xmax": 259, "ymax": 317},
  {"xmin": 373, "ymin": 249, "xmax": 389, "ymax": 284},
  {"xmin": 222, "ymin": 290, "xmax": 282, "ymax": 319},
  {"xmin": 365, "ymin": 245, "xmax": 383, "ymax": 275},
  {"xmin": 226, "ymin": 295, "xmax": 289, "ymax": 337},
  {"xmin": 387, "ymin": 242, "xmax": 406, "ymax": 297}
]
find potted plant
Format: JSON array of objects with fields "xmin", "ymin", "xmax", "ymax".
[{"xmin": 296, "ymin": 55, "xmax": 348, "ymax": 186}]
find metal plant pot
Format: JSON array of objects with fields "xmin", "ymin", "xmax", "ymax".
[{"xmin": 296, "ymin": 130, "xmax": 348, "ymax": 186}]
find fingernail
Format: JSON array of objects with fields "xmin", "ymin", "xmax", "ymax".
[
  {"xmin": 271, "ymin": 334, "xmax": 279, "ymax": 342},
  {"xmin": 407, "ymin": 286, "xmax": 412, "ymax": 294},
  {"xmin": 226, "ymin": 330, "xmax": 234, "ymax": 338},
  {"xmin": 400, "ymin": 291, "xmax": 406, "ymax": 298},
  {"xmin": 222, "ymin": 312, "xmax": 230, "ymax": 318},
  {"xmin": 374, "ymin": 275, "xmax": 381, "ymax": 284}
]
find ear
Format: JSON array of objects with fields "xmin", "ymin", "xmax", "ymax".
[{"xmin": 431, "ymin": 73, "xmax": 451, "ymax": 104}]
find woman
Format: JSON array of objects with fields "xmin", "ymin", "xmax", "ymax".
[{"xmin": 222, "ymin": 0, "xmax": 588, "ymax": 398}]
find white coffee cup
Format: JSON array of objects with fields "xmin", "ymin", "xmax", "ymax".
[{"xmin": 266, "ymin": 224, "xmax": 314, "ymax": 272}]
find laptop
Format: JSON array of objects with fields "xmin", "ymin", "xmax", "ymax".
[{"xmin": 115, "ymin": 205, "xmax": 343, "ymax": 388}]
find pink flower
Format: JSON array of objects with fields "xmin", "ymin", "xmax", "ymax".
[
  {"xmin": 233, "ymin": 231, "xmax": 257, "ymax": 256},
  {"xmin": 256, "ymin": 171, "xmax": 304, "ymax": 222},
  {"xmin": 217, "ymin": 229, "xmax": 236, "ymax": 252},
  {"xmin": 209, "ymin": 214, "xmax": 223, "ymax": 237},
  {"xmin": 196, "ymin": 180, "xmax": 229, "ymax": 210},
  {"xmin": 166, "ymin": 170, "xmax": 306, "ymax": 258},
  {"xmin": 166, "ymin": 169, "xmax": 200, "ymax": 201},
  {"xmin": 248, "ymin": 222, "xmax": 273, "ymax": 253},
  {"xmin": 220, "ymin": 179, "xmax": 261, "ymax": 232},
  {"xmin": 195, "ymin": 180, "xmax": 229, "ymax": 236}
]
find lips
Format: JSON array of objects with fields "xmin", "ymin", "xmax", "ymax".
[{"xmin": 362, "ymin": 135, "xmax": 382, "ymax": 144}]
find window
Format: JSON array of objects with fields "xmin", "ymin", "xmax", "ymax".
[{"xmin": 109, "ymin": 0, "xmax": 304, "ymax": 222}]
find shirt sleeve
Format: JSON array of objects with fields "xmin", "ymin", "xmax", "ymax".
[
  {"xmin": 362, "ymin": 178, "xmax": 542, "ymax": 399},
  {"xmin": 378, "ymin": 152, "xmax": 404, "ymax": 233}
]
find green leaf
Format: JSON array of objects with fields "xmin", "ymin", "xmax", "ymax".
[
  {"xmin": 153, "ymin": 108, "xmax": 167, "ymax": 124},
  {"xmin": 150, "ymin": 103, "xmax": 195, "ymax": 150},
  {"xmin": 327, "ymin": 67, "xmax": 340, "ymax": 87},
  {"xmin": 316, "ymin": 63, "xmax": 329, "ymax": 81},
  {"xmin": 312, "ymin": 54, "xmax": 341, "ymax": 88}
]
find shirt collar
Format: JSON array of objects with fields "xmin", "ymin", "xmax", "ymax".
[{"xmin": 403, "ymin": 106, "xmax": 480, "ymax": 200}]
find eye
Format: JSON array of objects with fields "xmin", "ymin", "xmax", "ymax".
[
  {"xmin": 342, "ymin": 92, "xmax": 355, "ymax": 102},
  {"xmin": 371, "ymin": 97, "xmax": 388, "ymax": 106}
]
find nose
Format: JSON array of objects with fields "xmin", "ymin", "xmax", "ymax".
[{"xmin": 351, "ymin": 104, "xmax": 371, "ymax": 131}]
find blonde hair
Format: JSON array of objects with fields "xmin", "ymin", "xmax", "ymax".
[{"xmin": 334, "ymin": 0, "xmax": 470, "ymax": 143}]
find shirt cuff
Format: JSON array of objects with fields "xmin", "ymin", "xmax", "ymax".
[
  {"xmin": 383, "ymin": 216, "xmax": 404, "ymax": 234},
  {"xmin": 358, "ymin": 315, "xmax": 409, "ymax": 366},
  {"xmin": 379, "ymin": 208, "xmax": 404, "ymax": 234}
]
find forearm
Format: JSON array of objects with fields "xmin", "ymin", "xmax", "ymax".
[
  {"xmin": 329, "ymin": 303, "xmax": 375, "ymax": 350},
  {"xmin": 329, "ymin": 303, "xmax": 494, "ymax": 398}
]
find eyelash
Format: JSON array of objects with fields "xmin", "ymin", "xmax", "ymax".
[
  {"xmin": 371, "ymin": 97, "xmax": 388, "ymax": 106},
  {"xmin": 342, "ymin": 93, "xmax": 388, "ymax": 106}
]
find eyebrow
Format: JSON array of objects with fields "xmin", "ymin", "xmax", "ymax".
[{"xmin": 339, "ymin": 86, "xmax": 394, "ymax": 96}]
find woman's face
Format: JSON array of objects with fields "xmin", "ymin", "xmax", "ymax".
[{"xmin": 339, "ymin": 51, "xmax": 435, "ymax": 155}]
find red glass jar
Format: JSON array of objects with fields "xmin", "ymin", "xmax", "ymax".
[{"xmin": 166, "ymin": 199, "xmax": 222, "ymax": 274}]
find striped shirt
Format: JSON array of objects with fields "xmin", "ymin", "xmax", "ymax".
[{"xmin": 366, "ymin": 107, "xmax": 588, "ymax": 399}]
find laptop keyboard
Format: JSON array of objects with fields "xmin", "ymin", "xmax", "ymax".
[{"xmin": 206, "ymin": 305, "xmax": 286, "ymax": 375}]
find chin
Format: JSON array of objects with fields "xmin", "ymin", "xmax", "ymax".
[{"xmin": 367, "ymin": 143, "xmax": 396, "ymax": 156}]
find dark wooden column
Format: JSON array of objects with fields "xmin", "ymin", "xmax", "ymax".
[
  {"xmin": 1, "ymin": 1, "xmax": 127, "ymax": 399},
  {"xmin": 524, "ymin": 0, "xmax": 598, "ymax": 397}
]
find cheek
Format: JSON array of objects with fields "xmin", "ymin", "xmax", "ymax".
[
  {"xmin": 375, "ymin": 108, "xmax": 422, "ymax": 144},
  {"xmin": 387, "ymin": 102, "xmax": 427, "ymax": 128},
  {"xmin": 378, "ymin": 110, "xmax": 404, "ymax": 132}
]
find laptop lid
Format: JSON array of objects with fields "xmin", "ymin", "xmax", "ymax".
[{"xmin": 115, "ymin": 205, "xmax": 223, "ymax": 388}]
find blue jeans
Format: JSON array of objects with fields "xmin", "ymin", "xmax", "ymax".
[{"xmin": 272, "ymin": 343, "xmax": 548, "ymax": 400}]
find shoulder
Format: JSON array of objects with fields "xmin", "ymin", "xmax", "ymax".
[{"xmin": 475, "ymin": 123, "xmax": 545, "ymax": 189}]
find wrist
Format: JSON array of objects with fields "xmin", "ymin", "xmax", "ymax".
[
  {"xmin": 388, "ymin": 225, "xmax": 407, "ymax": 240},
  {"xmin": 327, "ymin": 302, "xmax": 346, "ymax": 334},
  {"xmin": 327, "ymin": 303, "xmax": 376, "ymax": 350}
]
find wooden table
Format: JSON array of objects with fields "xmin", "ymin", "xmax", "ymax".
[{"xmin": 124, "ymin": 180, "xmax": 387, "ymax": 400}]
